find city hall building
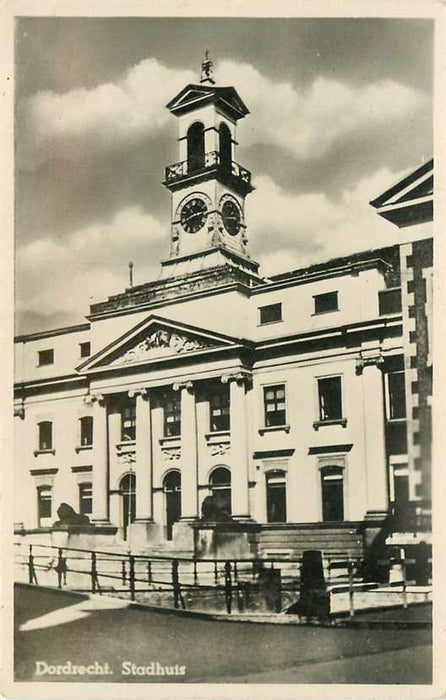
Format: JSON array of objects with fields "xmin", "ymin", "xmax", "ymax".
[{"xmin": 14, "ymin": 57, "xmax": 433, "ymax": 559}]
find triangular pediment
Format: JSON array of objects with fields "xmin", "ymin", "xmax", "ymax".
[
  {"xmin": 77, "ymin": 315, "xmax": 243, "ymax": 374},
  {"xmin": 166, "ymin": 84, "xmax": 249, "ymax": 119}
]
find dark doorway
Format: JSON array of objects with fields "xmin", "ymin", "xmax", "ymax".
[
  {"xmin": 393, "ymin": 472, "xmax": 410, "ymax": 527},
  {"xmin": 120, "ymin": 473, "xmax": 136, "ymax": 540},
  {"xmin": 164, "ymin": 471, "xmax": 181, "ymax": 541},
  {"xmin": 187, "ymin": 122, "xmax": 205, "ymax": 172},
  {"xmin": 321, "ymin": 467, "xmax": 344, "ymax": 521},
  {"xmin": 266, "ymin": 470, "xmax": 287, "ymax": 523},
  {"xmin": 219, "ymin": 123, "xmax": 232, "ymax": 169},
  {"xmin": 209, "ymin": 467, "xmax": 231, "ymax": 516}
]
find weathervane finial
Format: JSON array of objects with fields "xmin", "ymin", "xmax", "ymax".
[{"xmin": 200, "ymin": 49, "xmax": 215, "ymax": 85}]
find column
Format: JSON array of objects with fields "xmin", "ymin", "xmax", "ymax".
[
  {"xmin": 130, "ymin": 388, "xmax": 153, "ymax": 521},
  {"xmin": 89, "ymin": 394, "xmax": 109, "ymax": 523},
  {"xmin": 224, "ymin": 372, "xmax": 251, "ymax": 519},
  {"xmin": 357, "ymin": 352, "xmax": 388, "ymax": 515},
  {"xmin": 174, "ymin": 381, "xmax": 198, "ymax": 520}
]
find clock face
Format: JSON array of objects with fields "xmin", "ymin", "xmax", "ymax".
[
  {"xmin": 221, "ymin": 199, "xmax": 241, "ymax": 236},
  {"xmin": 180, "ymin": 197, "xmax": 208, "ymax": 233}
]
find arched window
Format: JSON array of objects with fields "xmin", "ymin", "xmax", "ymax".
[
  {"xmin": 79, "ymin": 416, "xmax": 93, "ymax": 447},
  {"xmin": 163, "ymin": 471, "xmax": 181, "ymax": 541},
  {"xmin": 187, "ymin": 122, "xmax": 205, "ymax": 172},
  {"xmin": 219, "ymin": 123, "xmax": 232, "ymax": 169},
  {"xmin": 38, "ymin": 421, "xmax": 53, "ymax": 451},
  {"xmin": 209, "ymin": 467, "xmax": 231, "ymax": 515},
  {"xmin": 266, "ymin": 470, "xmax": 287, "ymax": 523},
  {"xmin": 320, "ymin": 466, "xmax": 344, "ymax": 521},
  {"xmin": 120, "ymin": 473, "xmax": 136, "ymax": 540}
]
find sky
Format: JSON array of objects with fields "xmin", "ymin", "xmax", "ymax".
[{"xmin": 15, "ymin": 17, "xmax": 433, "ymax": 335}]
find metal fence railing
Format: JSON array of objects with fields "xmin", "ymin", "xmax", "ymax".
[{"xmin": 14, "ymin": 541, "xmax": 431, "ymax": 617}]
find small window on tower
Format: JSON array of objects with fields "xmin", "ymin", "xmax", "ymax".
[{"xmin": 259, "ymin": 303, "xmax": 282, "ymax": 325}]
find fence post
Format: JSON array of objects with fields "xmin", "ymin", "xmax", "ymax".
[
  {"xmin": 28, "ymin": 545, "xmax": 37, "ymax": 585},
  {"xmin": 348, "ymin": 561, "xmax": 355, "ymax": 618},
  {"xmin": 193, "ymin": 559, "xmax": 198, "ymax": 586},
  {"xmin": 214, "ymin": 560, "xmax": 218, "ymax": 585},
  {"xmin": 401, "ymin": 559, "xmax": 408, "ymax": 609},
  {"xmin": 147, "ymin": 561, "xmax": 152, "ymax": 585},
  {"xmin": 91, "ymin": 552, "xmax": 97, "ymax": 594},
  {"xmin": 224, "ymin": 560, "xmax": 232, "ymax": 614},
  {"xmin": 129, "ymin": 555, "xmax": 135, "ymax": 602},
  {"xmin": 172, "ymin": 560, "xmax": 181, "ymax": 609},
  {"xmin": 56, "ymin": 548, "xmax": 63, "ymax": 589},
  {"xmin": 121, "ymin": 560, "xmax": 126, "ymax": 585}
]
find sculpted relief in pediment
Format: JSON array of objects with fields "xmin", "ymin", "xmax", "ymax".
[{"xmin": 115, "ymin": 329, "xmax": 214, "ymax": 364}]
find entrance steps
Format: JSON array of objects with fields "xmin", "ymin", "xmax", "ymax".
[{"xmin": 258, "ymin": 523, "xmax": 364, "ymax": 561}]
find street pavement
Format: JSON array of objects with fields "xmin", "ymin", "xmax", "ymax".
[{"xmin": 14, "ymin": 584, "xmax": 432, "ymax": 684}]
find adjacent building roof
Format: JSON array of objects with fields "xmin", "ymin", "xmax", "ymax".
[{"xmin": 369, "ymin": 158, "xmax": 433, "ymax": 228}]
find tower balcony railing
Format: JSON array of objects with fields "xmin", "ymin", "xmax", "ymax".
[{"xmin": 165, "ymin": 151, "xmax": 252, "ymax": 189}]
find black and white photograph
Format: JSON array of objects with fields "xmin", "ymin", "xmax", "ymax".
[{"xmin": 3, "ymin": 1, "xmax": 442, "ymax": 694}]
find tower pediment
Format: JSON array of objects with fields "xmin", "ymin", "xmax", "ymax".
[
  {"xmin": 166, "ymin": 84, "xmax": 249, "ymax": 121},
  {"xmin": 77, "ymin": 315, "xmax": 245, "ymax": 374}
]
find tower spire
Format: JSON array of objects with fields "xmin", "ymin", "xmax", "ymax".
[{"xmin": 200, "ymin": 49, "xmax": 215, "ymax": 85}]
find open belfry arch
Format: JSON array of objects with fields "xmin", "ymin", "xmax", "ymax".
[{"xmin": 14, "ymin": 53, "xmax": 431, "ymax": 564}]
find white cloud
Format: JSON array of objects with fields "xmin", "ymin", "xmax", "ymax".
[
  {"xmin": 16, "ymin": 206, "xmax": 166, "ymax": 318},
  {"xmin": 20, "ymin": 59, "xmax": 195, "ymax": 167},
  {"xmin": 217, "ymin": 60, "xmax": 425, "ymax": 159},
  {"xmin": 247, "ymin": 167, "xmax": 432, "ymax": 276}
]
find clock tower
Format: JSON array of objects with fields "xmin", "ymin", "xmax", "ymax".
[{"xmin": 161, "ymin": 52, "xmax": 259, "ymax": 279}]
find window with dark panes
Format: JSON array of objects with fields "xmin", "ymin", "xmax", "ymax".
[
  {"xmin": 210, "ymin": 387, "xmax": 230, "ymax": 432},
  {"xmin": 379, "ymin": 288, "xmax": 402, "ymax": 315},
  {"xmin": 79, "ymin": 483, "xmax": 93, "ymax": 515},
  {"xmin": 164, "ymin": 395, "xmax": 181, "ymax": 437},
  {"xmin": 38, "ymin": 349, "xmax": 54, "ymax": 366},
  {"xmin": 264, "ymin": 384, "xmax": 286, "ymax": 427},
  {"xmin": 80, "ymin": 342, "xmax": 91, "ymax": 358},
  {"xmin": 79, "ymin": 416, "xmax": 93, "ymax": 446},
  {"xmin": 37, "ymin": 486, "xmax": 52, "ymax": 524},
  {"xmin": 38, "ymin": 421, "xmax": 53, "ymax": 450},
  {"xmin": 321, "ymin": 467, "xmax": 344, "ymax": 521},
  {"xmin": 121, "ymin": 403, "xmax": 136, "ymax": 441},
  {"xmin": 259, "ymin": 303, "xmax": 282, "ymax": 325},
  {"xmin": 314, "ymin": 291, "xmax": 338, "ymax": 314},
  {"xmin": 266, "ymin": 470, "xmax": 287, "ymax": 522},
  {"xmin": 387, "ymin": 371, "xmax": 406, "ymax": 419},
  {"xmin": 318, "ymin": 376, "xmax": 343, "ymax": 421}
]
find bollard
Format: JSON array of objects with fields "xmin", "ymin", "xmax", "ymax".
[{"xmin": 224, "ymin": 560, "xmax": 232, "ymax": 614}]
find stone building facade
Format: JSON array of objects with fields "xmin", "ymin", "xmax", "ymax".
[{"xmin": 14, "ymin": 60, "xmax": 432, "ymax": 559}]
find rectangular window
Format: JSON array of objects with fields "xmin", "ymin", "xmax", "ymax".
[
  {"xmin": 210, "ymin": 387, "xmax": 230, "ymax": 432},
  {"xmin": 38, "ymin": 349, "xmax": 54, "ymax": 366},
  {"xmin": 37, "ymin": 486, "xmax": 52, "ymax": 524},
  {"xmin": 387, "ymin": 371, "xmax": 406, "ymax": 420},
  {"xmin": 266, "ymin": 470, "xmax": 287, "ymax": 523},
  {"xmin": 264, "ymin": 384, "xmax": 286, "ymax": 427},
  {"xmin": 80, "ymin": 342, "xmax": 91, "ymax": 358},
  {"xmin": 259, "ymin": 303, "xmax": 282, "ymax": 325},
  {"xmin": 121, "ymin": 403, "xmax": 136, "ymax": 441},
  {"xmin": 314, "ymin": 291, "xmax": 338, "ymax": 314},
  {"xmin": 38, "ymin": 421, "xmax": 53, "ymax": 451},
  {"xmin": 80, "ymin": 416, "xmax": 93, "ymax": 446},
  {"xmin": 379, "ymin": 288, "xmax": 402, "ymax": 315},
  {"xmin": 318, "ymin": 376, "xmax": 343, "ymax": 421},
  {"xmin": 164, "ymin": 396, "xmax": 181, "ymax": 437},
  {"xmin": 79, "ymin": 483, "xmax": 93, "ymax": 515}
]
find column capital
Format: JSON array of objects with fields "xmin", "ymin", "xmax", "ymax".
[
  {"xmin": 356, "ymin": 350, "xmax": 384, "ymax": 375},
  {"xmin": 128, "ymin": 387, "xmax": 149, "ymax": 399},
  {"xmin": 172, "ymin": 380, "xmax": 194, "ymax": 393},
  {"xmin": 221, "ymin": 370, "xmax": 252, "ymax": 386},
  {"xmin": 84, "ymin": 392, "xmax": 105, "ymax": 406}
]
